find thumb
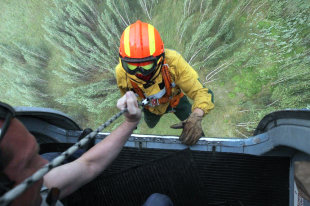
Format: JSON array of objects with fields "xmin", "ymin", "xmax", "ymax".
[{"xmin": 170, "ymin": 121, "xmax": 185, "ymax": 129}]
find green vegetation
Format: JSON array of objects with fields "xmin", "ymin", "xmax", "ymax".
[
  {"xmin": 0, "ymin": 43, "xmax": 52, "ymax": 106},
  {"xmin": 0, "ymin": 0, "xmax": 309, "ymax": 137}
]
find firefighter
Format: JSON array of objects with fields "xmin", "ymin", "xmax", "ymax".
[{"xmin": 115, "ymin": 20, "xmax": 214, "ymax": 146}]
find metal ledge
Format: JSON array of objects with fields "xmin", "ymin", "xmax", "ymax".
[{"xmin": 16, "ymin": 107, "xmax": 310, "ymax": 156}]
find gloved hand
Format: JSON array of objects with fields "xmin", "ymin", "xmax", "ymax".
[{"xmin": 170, "ymin": 112, "xmax": 204, "ymax": 145}]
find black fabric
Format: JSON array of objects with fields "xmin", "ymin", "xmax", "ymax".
[
  {"xmin": 192, "ymin": 151, "xmax": 289, "ymax": 206},
  {"xmin": 158, "ymin": 81, "xmax": 165, "ymax": 90},
  {"xmin": 65, "ymin": 149, "xmax": 203, "ymax": 206},
  {"xmin": 0, "ymin": 172, "xmax": 15, "ymax": 196},
  {"xmin": 39, "ymin": 143, "xmax": 73, "ymax": 154},
  {"xmin": 64, "ymin": 147, "xmax": 289, "ymax": 206},
  {"xmin": 143, "ymin": 80, "xmax": 156, "ymax": 89}
]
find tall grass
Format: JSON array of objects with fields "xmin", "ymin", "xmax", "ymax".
[{"xmin": 0, "ymin": 0, "xmax": 309, "ymax": 137}]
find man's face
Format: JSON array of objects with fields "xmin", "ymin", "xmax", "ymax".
[{"xmin": 0, "ymin": 118, "xmax": 48, "ymax": 206}]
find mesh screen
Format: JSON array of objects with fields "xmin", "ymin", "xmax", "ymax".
[{"xmin": 62, "ymin": 147, "xmax": 289, "ymax": 206}]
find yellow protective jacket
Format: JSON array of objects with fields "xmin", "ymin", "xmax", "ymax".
[{"xmin": 115, "ymin": 49, "xmax": 214, "ymax": 116}]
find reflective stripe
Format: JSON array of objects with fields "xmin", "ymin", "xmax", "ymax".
[
  {"xmin": 148, "ymin": 24, "xmax": 155, "ymax": 55},
  {"xmin": 124, "ymin": 26, "xmax": 131, "ymax": 56},
  {"xmin": 147, "ymin": 88, "xmax": 166, "ymax": 100}
]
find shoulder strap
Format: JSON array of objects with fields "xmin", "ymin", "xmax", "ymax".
[
  {"xmin": 130, "ymin": 80, "xmax": 145, "ymax": 99},
  {"xmin": 161, "ymin": 64, "xmax": 172, "ymax": 97}
]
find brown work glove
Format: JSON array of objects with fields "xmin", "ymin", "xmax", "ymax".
[{"xmin": 170, "ymin": 113, "xmax": 203, "ymax": 146}]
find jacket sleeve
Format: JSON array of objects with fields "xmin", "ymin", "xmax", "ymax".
[
  {"xmin": 115, "ymin": 63, "xmax": 127, "ymax": 96},
  {"xmin": 172, "ymin": 51, "xmax": 214, "ymax": 115}
]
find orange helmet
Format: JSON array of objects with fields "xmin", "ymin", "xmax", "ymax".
[{"xmin": 119, "ymin": 20, "xmax": 165, "ymax": 76}]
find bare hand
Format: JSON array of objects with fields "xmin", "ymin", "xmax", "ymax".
[{"xmin": 117, "ymin": 91, "xmax": 141, "ymax": 123}]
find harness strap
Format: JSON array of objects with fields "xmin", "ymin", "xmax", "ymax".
[
  {"xmin": 162, "ymin": 64, "xmax": 172, "ymax": 97},
  {"xmin": 130, "ymin": 81, "xmax": 144, "ymax": 99},
  {"xmin": 130, "ymin": 64, "xmax": 184, "ymax": 109},
  {"xmin": 159, "ymin": 91, "xmax": 184, "ymax": 108}
]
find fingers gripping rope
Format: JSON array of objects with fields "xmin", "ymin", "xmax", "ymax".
[{"xmin": 0, "ymin": 108, "xmax": 128, "ymax": 206}]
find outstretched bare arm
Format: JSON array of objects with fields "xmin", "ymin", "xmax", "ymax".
[{"xmin": 43, "ymin": 91, "xmax": 141, "ymax": 199}]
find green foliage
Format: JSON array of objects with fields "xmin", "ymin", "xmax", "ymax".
[
  {"xmin": 1, "ymin": 0, "xmax": 309, "ymax": 137},
  {"xmin": 176, "ymin": 0, "xmax": 246, "ymax": 74},
  {"xmin": 230, "ymin": 0, "xmax": 310, "ymax": 134},
  {"xmin": 42, "ymin": 0, "xmax": 126, "ymax": 123},
  {"xmin": 41, "ymin": 0, "xmax": 161, "ymax": 127},
  {"xmin": 0, "ymin": 43, "xmax": 51, "ymax": 106}
]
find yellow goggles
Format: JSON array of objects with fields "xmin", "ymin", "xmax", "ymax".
[
  {"xmin": 121, "ymin": 54, "xmax": 164, "ymax": 75},
  {"xmin": 126, "ymin": 61, "xmax": 154, "ymax": 71}
]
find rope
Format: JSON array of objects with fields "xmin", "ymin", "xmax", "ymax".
[{"xmin": 0, "ymin": 108, "xmax": 128, "ymax": 206}]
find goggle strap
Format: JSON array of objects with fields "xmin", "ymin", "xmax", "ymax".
[{"xmin": 120, "ymin": 53, "xmax": 164, "ymax": 63}]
